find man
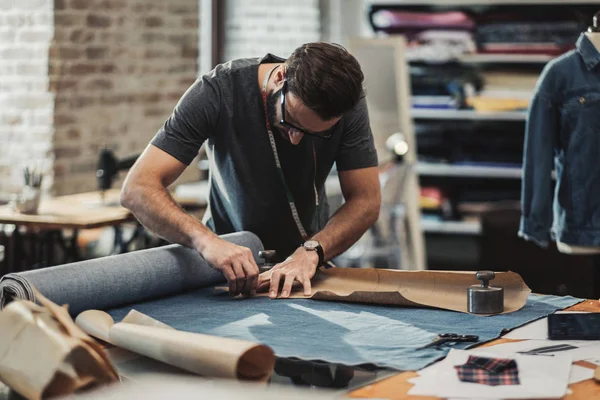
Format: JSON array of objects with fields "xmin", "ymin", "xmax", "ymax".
[{"xmin": 121, "ymin": 42, "xmax": 381, "ymax": 299}]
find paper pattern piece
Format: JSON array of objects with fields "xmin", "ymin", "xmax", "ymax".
[
  {"xmin": 75, "ymin": 309, "xmax": 275, "ymax": 382},
  {"xmin": 0, "ymin": 290, "xmax": 118, "ymax": 400},
  {"xmin": 481, "ymin": 339, "xmax": 600, "ymax": 362},
  {"xmin": 569, "ymin": 364, "xmax": 594, "ymax": 384},
  {"xmin": 409, "ymin": 348, "xmax": 571, "ymax": 399},
  {"xmin": 259, "ymin": 268, "xmax": 531, "ymax": 314}
]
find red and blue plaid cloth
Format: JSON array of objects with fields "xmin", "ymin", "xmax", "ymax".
[{"xmin": 454, "ymin": 355, "xmax": 520, "ymax": 386}]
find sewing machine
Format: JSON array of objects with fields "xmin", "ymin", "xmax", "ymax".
[{"xmin": 96, "ymin": 148, "xmax": 140, "ymax": 204}]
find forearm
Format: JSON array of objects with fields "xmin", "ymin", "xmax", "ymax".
[
  {"xmin": 121, "ymin": 183, "xmax": 215, "ymax": 250},
  {"xmin": 312, "ymin": 197, "xmax": 379, "ymax": 262}
]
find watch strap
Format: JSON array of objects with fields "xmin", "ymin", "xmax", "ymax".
[{"xmin": 303, "ymin": 241, "xmax": 324, "ymax": 267}]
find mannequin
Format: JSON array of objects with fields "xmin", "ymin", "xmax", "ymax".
[
  {"xmin": 585, "ymin": 11, "xmax": 600, "ymax": 51},
  {"xmin": 557, "ymin": 12, "xmax": 600, "ymax": 255},
  {"xmin": 520, "ymin": 10, "xmax": 600, "ymax": 255},
  {"xmin": 554, "ymin": 12, "xmax": 600, "ymax": 255}
]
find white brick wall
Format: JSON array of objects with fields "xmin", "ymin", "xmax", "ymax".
[
  {"xmin": 222, "ymin": 0, "xmax": 321, "ymax": 61},
  {"xmin": 0, "ymin": 0, "xmax": 54, "ymax": 195}
]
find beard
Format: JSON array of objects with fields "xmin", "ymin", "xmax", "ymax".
[{"xmin": 266, "ymin": 88, "xmax": 289, "ymax": 141}]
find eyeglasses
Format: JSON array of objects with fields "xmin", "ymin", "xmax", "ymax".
[{"xmin": 280, "ymin": 80, "xmax": 333, "ymax": 139}]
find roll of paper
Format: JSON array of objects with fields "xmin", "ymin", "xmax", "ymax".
[{"xmin": 76, "ymin": 309, "xmax": 275, "ymax": 382}]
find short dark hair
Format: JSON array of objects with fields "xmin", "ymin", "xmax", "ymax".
[{"xmin": 285, "ymin": 42, "xmax": 364, "ymax": 121}]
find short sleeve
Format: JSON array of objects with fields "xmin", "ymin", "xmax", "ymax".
[
  {"xmin": 335, "ymin": 96, "xmax": 379, "ymax": 171},
  {"xmin": 151, "ymin": 74, "xmax": 221, "ymax": 165}
]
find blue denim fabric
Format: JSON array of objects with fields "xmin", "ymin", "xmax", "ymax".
[
  {"xmin": 520, "ymin": 33, "xmax": 600, "ymax": 247},
  {"xmin": 108, "ymin": 290, "xmax": 580, "ymax": 371}
]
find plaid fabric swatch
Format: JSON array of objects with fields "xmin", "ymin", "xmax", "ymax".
[{"xmin": 454, "ymin": 355, "xmax": 520, "ymax": 386}]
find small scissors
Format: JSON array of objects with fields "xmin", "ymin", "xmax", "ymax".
[{"xmin": 417, "ymin": 333, "xmax": 479, "ymax": 350}]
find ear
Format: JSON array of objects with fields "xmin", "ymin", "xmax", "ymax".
[{"xmin": 272, "ymin": 65, "xmax": 286, "ymax": 87}]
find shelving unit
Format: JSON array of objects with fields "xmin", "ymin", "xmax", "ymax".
[
  {"xmin": 365, "ymin": 0, "xmax": 596, "ymax": 241},
  {"xmin": 408, "ymin": 53, "xmax": 553, "ymax": 64},
  {"xmin": 417, "ymin": 163, "xmax": 522, "ymax": 179},
  {"xmin": 421, "ymin": 219, "xmax": 482, "ymax": 235},
  {"xmin": 411, "ymin": 109, "xmax": 527, "ymax": 121}
]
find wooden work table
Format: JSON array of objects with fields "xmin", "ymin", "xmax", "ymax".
[
  {"xmin": 0, "ymin": 188, "xmax": 206, "ymax": 272},
  {"xmin": 349, "ymin": 299, "xmax": 600, "ymax": 400},
  {"xmin": 0, "ymin": 188, "xmax": 205, "ymax": 230}
]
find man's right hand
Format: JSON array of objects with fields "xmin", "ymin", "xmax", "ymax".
[{"xmin": 197, "ymin": 235, "xmax": 259, "ymax": 297}]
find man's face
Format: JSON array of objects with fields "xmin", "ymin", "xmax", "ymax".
[{"xmin": 266, "ymin": 87, "xmax": 341, "ymax": 145}]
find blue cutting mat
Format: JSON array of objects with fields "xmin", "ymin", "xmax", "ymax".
[{"xmin": 107, "ymin": 290, "xmax": 581, "ymax": 371}]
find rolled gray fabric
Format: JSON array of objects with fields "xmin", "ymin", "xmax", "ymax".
[{"xmin": 0, "ymin": 231, "xmax": 263, "ymax": 316}]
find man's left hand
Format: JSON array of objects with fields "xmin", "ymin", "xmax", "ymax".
[{"xmin": 257, "ymin": 247, "xmax": 319, "ymax": 298}]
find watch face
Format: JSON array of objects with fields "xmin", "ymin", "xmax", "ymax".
[{"xmin": 304, "ymin": 240, "xmax": 319, "ymax": 250}]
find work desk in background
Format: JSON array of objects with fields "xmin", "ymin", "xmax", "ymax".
[{"xmin": 0, "ymin": 188, "xmax": 206, "ymax": 273}]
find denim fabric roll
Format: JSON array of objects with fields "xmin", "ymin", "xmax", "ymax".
[{"xmin": 0, "ymin": 231, "xmax": 263, "ymax": 316}]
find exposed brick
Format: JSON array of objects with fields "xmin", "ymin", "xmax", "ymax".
[
  {"xmin": 69, "ymin": 161, "xmax": 96, "ymax": 173},
  {"xmin": 141, "ymin": 32, "xmax": 167, "ymax": 44},
  {"xmin": 168, "ymin": 34, "xmax": 191, "ymax": 46},
  {"xmin": 50, "ymin": 46, "xmax": 82, "ymax": 60},
  {"xmin": 168, "ymin": 63, "xmax": 196, "ymax": 74},
  {"xmin": 96, "ymin": 31, "xmax": 127, "ymax": 43},
  {"xmin": 67, "ymin": 96, "xmax": 96, "ymax": 108},
  {"xmin": 49, "ymin": 61, "xmax": 67, "ymax": 76},
  {"xmin": 132, "ymin": 2, "xmax": 164, "ymax": 13},
  {"xmin": 166, "ymin": 91, "xmax": 184, "ymax": 101},
  {"xmin": 69, "ymin": 63, "xmax": 97, "ymax": 75},
  {"xmin": 85, "ymin": 79, "xmax": 113, "ymax": 90},
  {"xmin": 54, "ymin": 114, "xmax": 77, "ymax": 125},
  {"xmin": 50, "ymin": 79, "xmax": 78, "ymax": 92},
  {"xmin": 53, "ymin": 162, "xmax": 68, "ymax": 177},
  {"xmin": 142, "ymin": 93, "xmax": 161, "ymax": 103},
  {"xmin": 178, "ymin": 78, "xmax": 196, "ymax": 87},
  {"xmin": 52, "ymin": 28, "xmax": 69, "ymax": 42},
  {"xmin": 54, "ymin": 146, "xmax": 81, "ymax": 159},
  {"xmin": 99, "ymin": 94, "xmax": 129, "ymax": 105},
  {"xmin": 70, "ymin": 29, "xmax": 95, "ymax": 43},
  {"xmin": 87, "ymin": 14, "xmax": 112, "ymax": 28},
  {"xmin": 96, "ymin": 0, "xmax": 126, "ymax": 10},
  {"xmin": 145, "ymin": 16, "xmax": 164, "ymax": 28},
  {"xmin": 70, "ymin": 0, "xmax": 91, "ymax": 10},
  {"xmin": 182, "ymin": 17, "xmax": 198, "ymax": 29},
  {"xmin": 66, "ymin": 128, "xmax": 81, "ymax": 140},
  {"xmin": 181, "ymin": 45, "xmax": 197, "ymax": 59},
  {"xmin": 85, "ymin": 46, "xmax": 108, "ymax": 60},
  {"xmin": 15, "ymin": 0, "xmax": 208, "ymax": 195},
  {"xmin": 55, "ymin": 13, "xmax": 86, "ymax": 27},
  {"xmin": 99, "ymin": 63, "xmax": 116, "ymax": 73},
  {"xmin": 167, "ymin": 3, "xmax": 196, "ymax": 14}
]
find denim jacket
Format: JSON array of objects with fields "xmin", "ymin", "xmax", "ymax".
[{"xmin": 519, "ymin": 33, "xmax": 600, "ymax": 248}]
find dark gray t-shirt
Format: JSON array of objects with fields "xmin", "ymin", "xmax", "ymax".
[{"xmin": 152, "ymin": 54, "xmax": 378, "ymax": 260}]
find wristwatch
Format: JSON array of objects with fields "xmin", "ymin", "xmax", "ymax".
[{"xmin": 302, "ymin": 240, "xmax": 324, "ymax": 268}]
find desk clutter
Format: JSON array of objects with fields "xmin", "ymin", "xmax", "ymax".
[{"xmin": 0, "ymin": 232, "xmax": 592, "ymax": 399}]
